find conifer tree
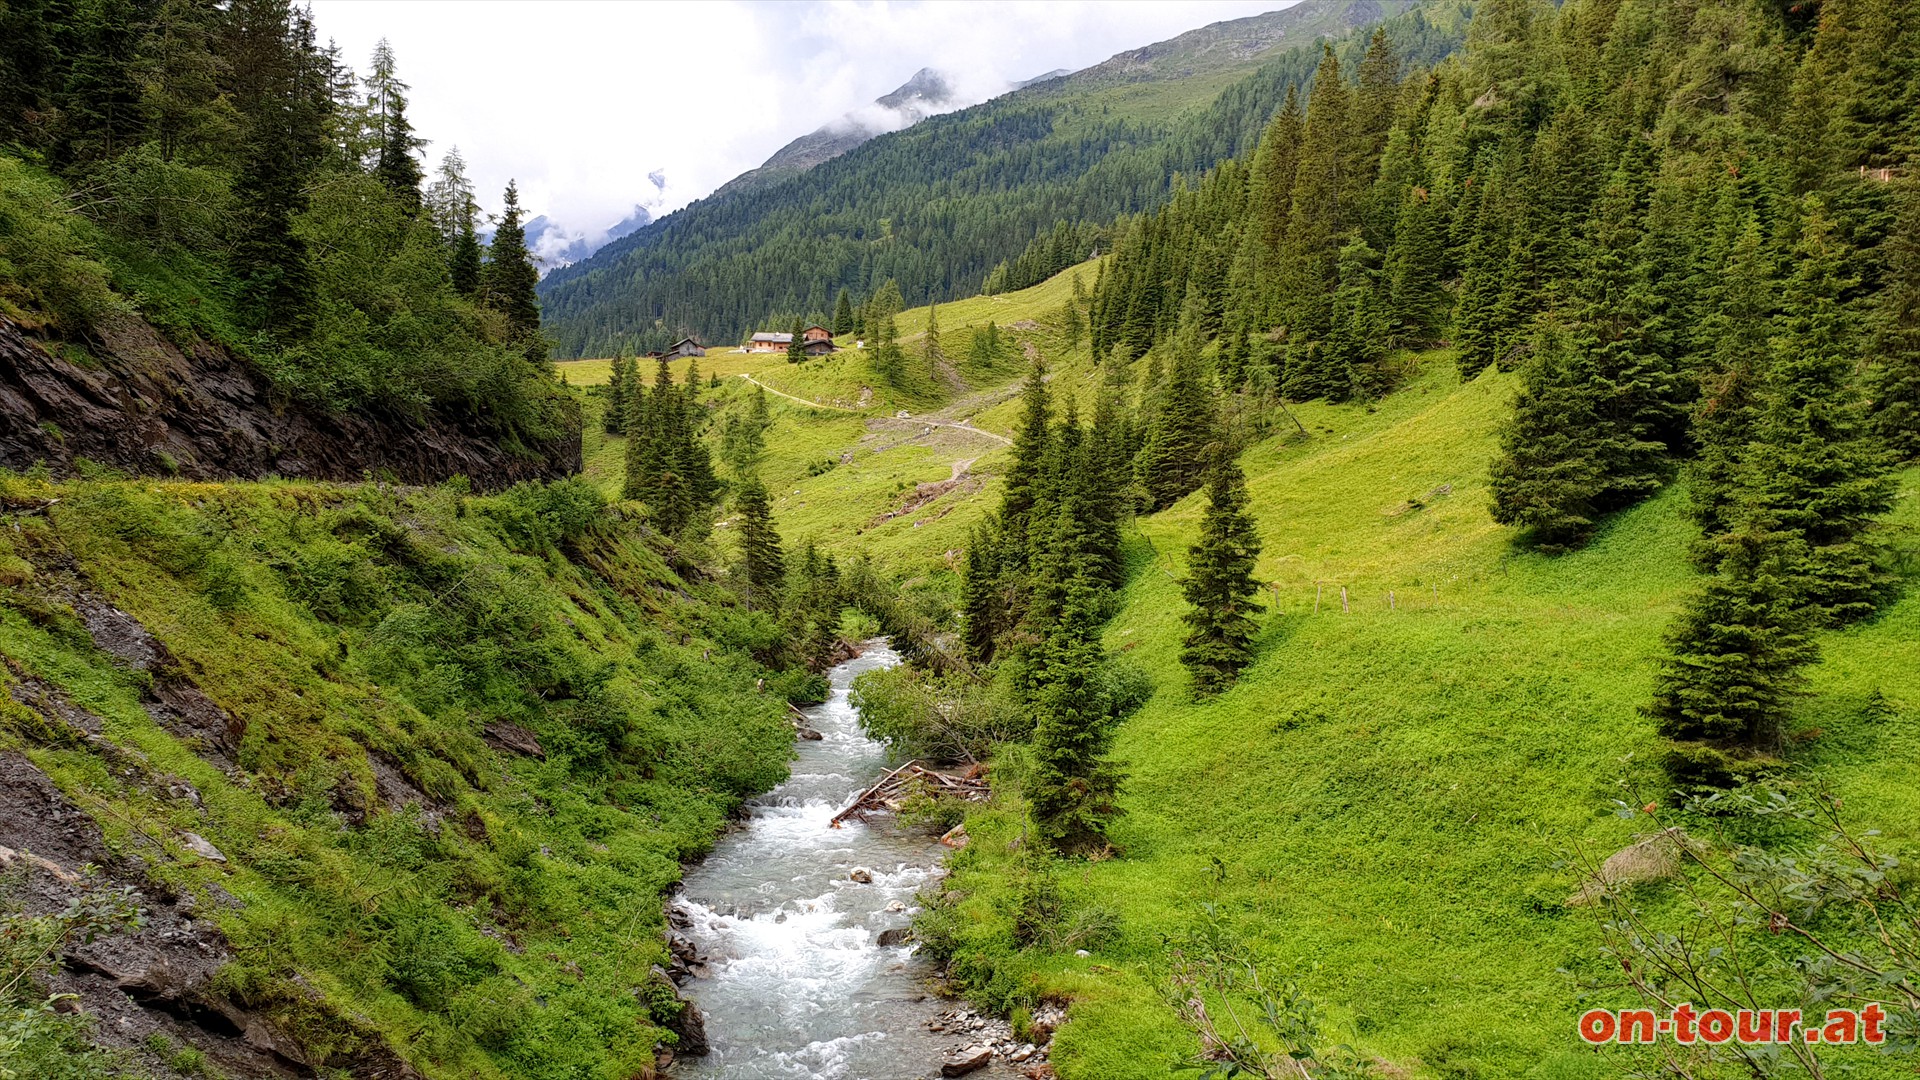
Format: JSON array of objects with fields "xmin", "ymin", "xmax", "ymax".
[
  {"xmin": 1324, "ymin": 237, "xmax": 1391, "ymax": 399},
  {"xmin": 833, "ymin": 287, "xmax": 854, "ymax": 335},
  {"xmin": 53, "ymin": 0, "xmax": 147, "ymax": 168},
  {"xmin": 134, "ymin": 0, "xmax": 229, "ymax": 166},
  {"xmin": 622, "ymin": 364, "xmax": 659, "ymax": 504},
  {"xmin": 787, "ymin": 317, "xmax": 805, "ymax": 363},
  {"xmin": 721, "ymin": 385, "xmax": 770, "ymax": 480},
  {"xmin": 1736, "ymin": 203, "xmax": 1896, "ymax": 626},
  {"xmin": 1687, "ymin": 211, "xmax": 1774, "ymax": 555},
  {"xmin": 1488, "ymin": 325, "xmax": 1623, "ymax": 551},
  {"xmin": 1234, "ymin": 86, "xmax": 1304, "ymax": 332},
  {"xmin": 679, "ymin": 359, "xmax": 720, "ymax": 508},
  {"xmin": 1058, "ymin": 296, "xmax": 1083, "ymax": 352},
  {"xmin": 484, "ymin": 180, "xmax": 541, "ymax": 339},
  {"xmin": 1275, "ymin": 46, "xmax": 1353, "ymax": 392},
  {"xmin": 604, "ymin": 353, "xmax": 629, "ymax": 435},
  {"xmin": 1026, "ymin": 576, "xmax": 1124, "ymax": 855},
  {"xmin": 427, "ymin": 148, "xmax": 485, "ymax": 295},
  {"xmin": 1180, "ymin": 448, "xmax": 1264, "ymax": 695},
  {"xmin": 367, "ymin": 40, "xmax": 423, "ymax": 211},
  {"xmin": 734, "ymin": 478, "xmax": 785, "ymax": 614},
  {"xmin": 1000, "ymin": 357, "xmax": 1052, "ymax": 567},
  {"xmin": 224, "ymin": 0, "xmax": 329, "ymax": 333},
  {"xmin": 925, "ymin": 303, "xmax": 945, "ymax": 368},
  {"xmin": 1383, "ymin": 186, "xmax": 1446, "ymax": 345},
  {"xmin": 451, "ymin": 199, "xmax": 484, "ymax": 298},
  {"xmin": 1646, "ymin": 528, "xmax": 1818, "ymax": 782},
  {"xmin": 1136, "ymin": 350, "xmax": 1218, "ymax": 510},
  {"xmin": 960, "ymin": 520, "xmax": 1004, "ymax": 664},
  {"xmin": 1870, "ymin": 182, "xmax": 1920, "ymax": 461},
  {"xmin": 1451, "ymin": 154, "xmax": 1513, "ymax": 377}
]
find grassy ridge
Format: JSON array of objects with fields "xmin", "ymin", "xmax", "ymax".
[{"xmin": 0, "ymin": 472, "xmax": 799, "ymax": 1077}]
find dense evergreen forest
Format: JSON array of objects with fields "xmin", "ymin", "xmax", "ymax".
[
  {"xmin": 535, "ymin": 2, "xmax": 1472, "ymax": 358},
  {"xmin": 1070, "ymin": 0, "xmax": 1920, "ymax": 790},
  {"xmin": 0, "ymin": 0, "xmax": 567, "ymax": 448}
]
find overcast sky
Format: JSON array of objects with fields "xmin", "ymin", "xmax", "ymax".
[{"xmin": 308, "ymin": 1, "xmax": 1293, "ymax": 241}]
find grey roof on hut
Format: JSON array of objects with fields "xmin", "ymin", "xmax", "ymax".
[{"xmin": 750, "ymin": 332, "xmax": 794, "ymax": 344}]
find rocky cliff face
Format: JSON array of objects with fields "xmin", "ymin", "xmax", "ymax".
[{"xmin": 0, "ymin": 317, "xmax": 579, "ymax": 489}]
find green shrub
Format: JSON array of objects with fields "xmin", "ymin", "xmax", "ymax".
[{"xmin": 0, "ymin": 157, "xmax": 125, "ymax": 333}]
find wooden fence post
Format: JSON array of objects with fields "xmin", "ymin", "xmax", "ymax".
[{"xmin": 1341, "ymin": 586, "xmax": 1349, "ymax": 613}]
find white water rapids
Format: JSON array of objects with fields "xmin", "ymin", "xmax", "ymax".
[{"xmin": 672, "ymin": 644, "xmax": 980, "ymax": 1079}]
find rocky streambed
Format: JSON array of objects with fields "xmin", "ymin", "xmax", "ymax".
[{"xmin": 663, "ymin": 644, "xmax": 1051, "ymax": 1079}]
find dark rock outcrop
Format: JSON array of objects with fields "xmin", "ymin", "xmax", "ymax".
[
  {"xmin": 648, "ymin": 964, "xmax": 709, "ymax": 1055},
  {"xmin": 0, "ymin": 316, "xmax": 579, "ymax": 489},
  {"xmin": 0, "ymin": 749, "xmax": 426, "ymax": 1079}
]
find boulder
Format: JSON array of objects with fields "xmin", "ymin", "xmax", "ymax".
[
  {"xmin": 849, "ymin": 867, "xmax": 873, "ymax": 883},
  {"xmin": 876, "ymin": 927, "xmax": 912, "ymax": 947},
  {"xmin": 939, "ymin": 823, "xmax": 969, "ymax": 849},
  {"xmin": 648, "ymin": 964, "xmax": 709, "ymax": 1056},
  {"xmin": 941, "ymin": 1045, "xmax": 993, "ymax": 1076},
  {"xmin": 797, "ymin": 727, "xmax": 824, "ymax": 741},
  {"xmin": 180, "ymin": 831, "xmax": 227, "ymax": 863}
]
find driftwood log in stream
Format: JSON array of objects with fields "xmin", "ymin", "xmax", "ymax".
[{"xmin": 829, "ymin": 760, "xmax": 990, "ymax": 827}]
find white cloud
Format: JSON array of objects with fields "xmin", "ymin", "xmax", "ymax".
[{"xmin": 307, "ymin": 0, "xmax": 1294, "ymax": 233}]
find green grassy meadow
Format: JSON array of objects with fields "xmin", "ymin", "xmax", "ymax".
[
  {"xmin": 556, "ymin": 259, "xmax": 1920, "ymax": 1077},
  {"xmin": 934, "ymin": 351, "xmax": 1920, "ymax": 1076}
]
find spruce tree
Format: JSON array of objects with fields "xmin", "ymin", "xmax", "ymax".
[
  {"xmin": 1736, "ymin": 203, "xmax": 1896, "ymax": 626},
  {"xmin": 622, "ymin": 364, "xmax": 659, "ymax": 503},
  {"xmin": 1646, "ymin": 527, "xmax": 1818, "ymax": 785},
  {"xmin": 1324, "ymin": 237, "xmax": 1391, "ymax": 400},
  {"xmin": 786, "ymin": 317, "xmax": 805, "ymax": 364},
  {"xmin": 1276, "ymin": 46, "xmax": 1353, "ymax": 395},
  {"xmin": 367, "ymin": 40, "xmax": 424, "ymax": 211},
  {"xmin": 1687, "ymin": 211, "xmax": 1774, "ymax": 556},
  {"xmin": 484, "ymin": 180, "xmax": 541, "ymax": 339},
  {"xmin": 833, "ymin": 287, "xmax": 854, "ymax": 335},
  {"xmin": 1180, "ymin": 449, "xmax": 1264, "ymax": 696},
  {"xmin": 960, "ymin": 520, "xmax": 1004, "ymax": 664},
  {"xmin": 1026, "ymin": 576, "xmax": 1124, "ymax": 855},
  {"xmin": 1383, "ymin": 186, "xmax": 1446, "ymax": 345},
  {"xmin": 450, "ymin": 198, "xmax": 484, "ymax": 297},
  {"xmin": 678, "ymin": 358, "xmax": 720, "ymax": 508},
  {"xmin": 1236, "ymin": 85, "xmax": 1304, "ymax": 332},
  {"xmin": 53, "ymin": 0, "xmax": 146, "ymax": 168},
  {"xmin": 224, "ymin": 0, "xmax": 328, "ymax": 334},
  {"xmin": 1870, "ymin": 182, "xmax": 1920, "ymax": 461},
  {"xmin": 1000, "ymin": 357, "xmax": 1052, "ymax": 567},
  {"xmin": 604, "ymin": 353, "xmax": 629, "ymax": 435},
  {"xmin": 734, "ymin": 478, "xmax": 785, "ymax": 614},
  {"xmin": 1487, "ymin": 325, "xmax": 1623, "ymax": 552},
  {"xmin": 1136, "ymin": 350, "xmax": 1217, "ymax": 511},
  {"xmin": 924, "ymin": 302, "xmax": 945, "ymax": 368}
]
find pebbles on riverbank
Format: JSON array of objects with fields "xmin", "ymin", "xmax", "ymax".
[{"xmin": 928, "ymin": 1005, "xmax": 1061, "ymax": 1077}]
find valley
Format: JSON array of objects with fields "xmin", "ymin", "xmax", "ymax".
[{"xmin": 4, "ymin": 0, "xmax": 1920, "ymax": 1078}]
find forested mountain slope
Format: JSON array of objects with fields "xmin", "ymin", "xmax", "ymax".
[
  {"xmin": 0, "ymin": 4, "xmax": 851, "ymax": 1078},
  {"xmin": 0, "ymin": 0, "xmax": 575, "ymax": 486},
  {"xmin": 536, "ymin": 1, "xmax": 1466, "ymax": 358}
]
